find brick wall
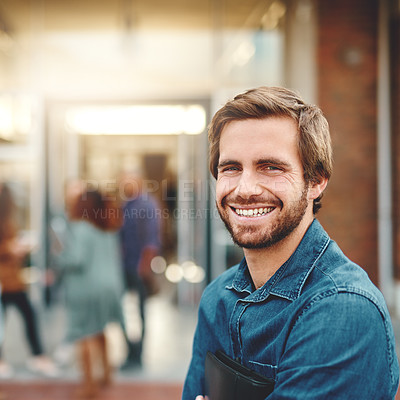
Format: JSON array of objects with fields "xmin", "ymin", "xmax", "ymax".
[
  {"xmin": 391, "ymin": 3, "xmax": 400, "ymax": 279},
  {"xmin": 316, "ymin": 0, "xmax": 379, "ymax": 284}
]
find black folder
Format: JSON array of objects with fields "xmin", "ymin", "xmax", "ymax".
[{"xmin": 205, "ymin": 351, "xmax": 275, "ymax": 400}]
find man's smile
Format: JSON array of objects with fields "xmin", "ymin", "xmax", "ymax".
[{"xmin": 231, "ymin": 206, "xmax": 275, "ymax": 217}]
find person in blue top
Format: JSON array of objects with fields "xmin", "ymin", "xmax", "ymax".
[
  {"xmin": 119, "ymin": 171, "xmax": 161, "ymax": 368},
  {"xmin": 183, "ymin": 86, "xmax": 399, "ymax": 399}
]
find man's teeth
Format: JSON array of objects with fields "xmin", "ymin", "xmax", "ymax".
[{"xmin": 235, "ymin": 207, "xmax": 273, "ymax": 217}]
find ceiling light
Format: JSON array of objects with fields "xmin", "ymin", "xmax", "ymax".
[{"xmin": 65, "ymin": 104, "xmax": 206, "ymax": 135}]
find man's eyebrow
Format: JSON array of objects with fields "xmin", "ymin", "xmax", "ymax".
[
  {"xmin": 256, "ymin": 158, "xmax": 291, "ymax": 168},
  {"xmin": 217, "ymin": 160, "xmax": 241, "ymax": 169},
  {"xmin": 217, "ymin": 158, "xmax": 291, "ymax": 170}
]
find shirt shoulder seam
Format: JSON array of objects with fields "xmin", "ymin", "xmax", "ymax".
[{"xmin": 294, "ymin": 289, "xmax": 396, "ymax": 385}]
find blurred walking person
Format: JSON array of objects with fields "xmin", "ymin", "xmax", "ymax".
[
  {"xmin": 56, "ymin": 188, "xmax": 124, "ymax": 398},
  {"xmin": 0, "ymin": 182, "xmax": 58, "ymax": 378},
  {"xmin": 119, "ymin": 171, "xmax": 161, "ymax": 368}
]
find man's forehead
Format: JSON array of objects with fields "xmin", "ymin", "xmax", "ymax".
[
  {"xmin": 219, "ymin": 117, "xmax": 298, "ymax": 147},
  {"xmin": 217, "ymin": 118, "xmax": 301, "ymax": 171}
]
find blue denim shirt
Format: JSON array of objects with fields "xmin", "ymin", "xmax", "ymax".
[{"xmin": 183, "ymin": 220, "xmax": 399, "ymax": 399}]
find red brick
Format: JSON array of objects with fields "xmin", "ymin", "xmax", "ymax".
[{"xmin": 317, "ymin": 0, "xmax": 379, "ymax": 284}]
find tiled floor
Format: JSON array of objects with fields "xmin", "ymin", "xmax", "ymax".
[
  {"xmin": 0, "ymin": 382, "xmax": 183, "ymax": 400},
  {"xmin": 0, "ymin": 284, "xmax": 198, "ymax": 386},
  {"xmin": 0, "ymin": 287, "xmax": 194, "ymax": 400}
]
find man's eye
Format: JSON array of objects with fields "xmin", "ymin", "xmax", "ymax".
[
  {"xmin": 220, "ymin": 166, "xmax": 240, "ymax": 173},
  {"xmin": 263, "ymin": 165, "xmax": 282, "ymax": 172}
]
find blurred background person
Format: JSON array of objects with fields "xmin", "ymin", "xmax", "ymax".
[
  {"xmin": 48, "ymin": 178, "xmax": 87, "ymax": 366},
  {"xmin": 118, "ymin": 170, "xmax": 161, "ymax": 369},
  {"xmin": 0, "ymin": 182, "xmax": 58, "ymax": 378},
  {"xmin": 55, "ymin": 188, "xmax": 125, "ymax": 398},
  {"xmin": 48, "ymin": 179, "xmax": 87, "ymax": 297}
]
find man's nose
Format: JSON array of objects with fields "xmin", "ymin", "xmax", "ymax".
[{"xmin": 235, "ymin": 170, "xmax": 263, "ymax": 198}]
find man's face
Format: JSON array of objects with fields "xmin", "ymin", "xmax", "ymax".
[{"xmin": 215, "ymin": 116, "xmax": 314, "ymax": 249}]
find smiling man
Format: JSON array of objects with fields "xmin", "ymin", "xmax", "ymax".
[{"xmin": 182, "ymin": 87, "xmax": 399, "ymax": 400}]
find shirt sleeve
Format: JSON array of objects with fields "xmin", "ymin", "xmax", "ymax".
[{"xmin": 269, "ymin": 291, "xmax": 399, "ymax": 400}]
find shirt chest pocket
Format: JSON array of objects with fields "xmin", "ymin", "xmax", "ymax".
[{"xmin": 247, "ymin": 360, "xmax": 277, "ymax": 381}]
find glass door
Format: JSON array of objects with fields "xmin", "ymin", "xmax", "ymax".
[{"xmin": 46, "ymin": 100, "xmax": 210, "ymax": 306}]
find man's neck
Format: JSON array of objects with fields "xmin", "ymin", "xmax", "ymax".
[{"xmin": 243, "ymin": 216, "xmax": 314, "ymax": 290}]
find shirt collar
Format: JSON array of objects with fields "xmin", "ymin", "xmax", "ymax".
[{"xmin": 228, "ymin": 219, "xmax": 331, "ymax": 301}]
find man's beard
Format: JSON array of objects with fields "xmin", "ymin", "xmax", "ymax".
[{"xmin": 217, "ymin": 188, "xmax": 309, "ymax": 249}]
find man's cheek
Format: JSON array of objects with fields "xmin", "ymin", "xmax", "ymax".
[
  {"xmin": 216, "ymin": 179, "xmax": 234, "ymax": 198},
  {"xmin": 273, "ymin": 179, "xmax": 288, "ymax": 194}
]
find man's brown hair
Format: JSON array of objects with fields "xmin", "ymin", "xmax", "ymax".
[{"xmin": 208, "ymin": 86, "xmax": 333, "ymax": 214}]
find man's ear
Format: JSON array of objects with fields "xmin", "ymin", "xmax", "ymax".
[{"xmin": 308, "ymin": 178, "xmax": 328, "ymax": 201}]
